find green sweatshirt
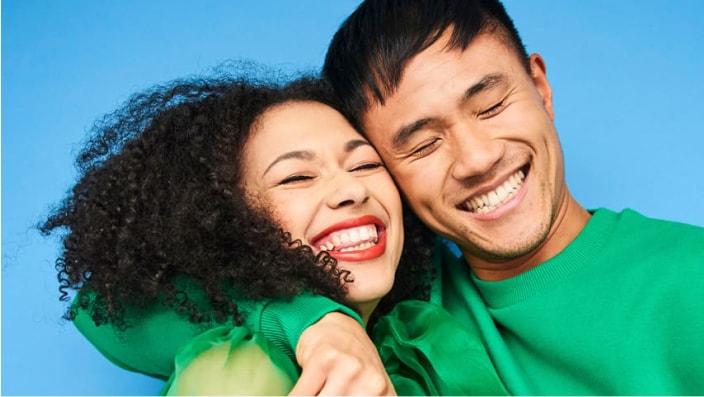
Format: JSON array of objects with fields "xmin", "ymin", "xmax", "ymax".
[
  {"xmin": 161, "ymin": 300, "xmax": 508, "ymax": 396},
  {"xmin": 73, "ymin": 287, "xmax": 362, "ymax": 380},
  {"xmin": 75, "ymin": 208, "xmax": 704, "ymax": 395},
  {"xmin": 74, "ymin": 266, "xmax": 508, "ymax": 395},
  {"xmin": 439, "ymin": 208, "xmax": 704, "ymax": 395}
]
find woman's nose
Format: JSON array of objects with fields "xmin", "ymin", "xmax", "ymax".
[{"xmin": 326, "ymin": 172, "xmax": 370, "ymax": 209}]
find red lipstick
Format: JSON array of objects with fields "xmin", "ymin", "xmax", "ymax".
[{"xmin": 311, "ymin": 215, "xmax": 387, "ymax": 262}]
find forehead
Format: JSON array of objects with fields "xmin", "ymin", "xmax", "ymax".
[
  {"xmin": 361, "ymin": 32, "xmax": 523, "ymax": 134},
  {"xmin": 397, "ymin": 32, "xmax": 518, "ymax": 95},
  {"xmin": 246, "ymin": 101, "xmax": 365, "ymax": 163},
  {"xmin": 254, "ymin": 100, "xmax": 360, "ymax": 143},
  {"xmin": 378, "ymin": 28, "xmax": 522, "ymax": 96}
]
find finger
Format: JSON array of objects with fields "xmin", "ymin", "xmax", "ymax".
[
  {"xmin": 311, "ymin": 349, "xmax": 394, "ymax": 395},
  {"xmin": 315, "ymin": 365, "xmax": 395, "ymax": 396},
  {"xmin": 288, "ymin": 366, "xmax": 324, "ymax": 396}
]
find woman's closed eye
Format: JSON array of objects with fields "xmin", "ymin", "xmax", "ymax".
[
  {"xmin": 350, "ymin": 162, "xmax": 384, "ymax": 172},
  {"xmin": 278, "ymin": 174, "xmax": 314, "ymax": 185}
]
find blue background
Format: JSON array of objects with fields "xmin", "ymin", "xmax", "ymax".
[{"xmin": 3, "ymin": 1, "xmax": 703, "ymax": 395}]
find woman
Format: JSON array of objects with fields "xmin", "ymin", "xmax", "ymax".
[{"xmin": 40, "ymin": 67, "xmax": 507, "ymax": 395}]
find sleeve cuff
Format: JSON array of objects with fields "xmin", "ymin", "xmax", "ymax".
[{"xmin": 257, "ymin": 293, "xmax": 363, "ymax": 361}]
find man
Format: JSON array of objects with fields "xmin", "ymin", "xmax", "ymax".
[{"xmin": 311, "ymin": 0, "xmax": 704, "ymax": 394}]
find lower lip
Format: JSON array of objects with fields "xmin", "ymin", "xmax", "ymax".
[
  {"xmin": 327, "ymin": 231, "xmax": 387, "ymax": 262},
  {"xmin": 470, "ymin": 173, "xmax": 529, "ymax": 221}
]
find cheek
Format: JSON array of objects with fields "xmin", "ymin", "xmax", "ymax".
[
  {"xmin": 375, "ymin": 177, "xmax": 405, "ymax": 254},
  {"xmin": 373, "ymin": 174, "xmax": 403, "ymax": 211},
  {"xmin": 392, "ymin": 163, "xmax": 437, "ymax": 204},
  {"xmin": 266, "ymin": 194, "xmax": 315, "ymax": 240},
  {"xmin": 505, "ymin": 100, "xmax": 552, "ymax": 139}
]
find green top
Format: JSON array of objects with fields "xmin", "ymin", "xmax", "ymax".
[
  {"xmin": 73, "ymin": 247, "xmax": 508, "ymax": 395},
  {"xmin": 439, "ymin": 208, "xmax": 704, "ymax": 395},
  {"xmin": 75, "ymin": 208, "xmax": 704, "ymax": 395},
  {"xmin": 163, "ymin": 300, "xmax": 508, "ymax": 396},
  {"xmin": 163, "ymin": 327, "xmax": 299, "ymax": 395},
  {"xmin": 73, "ymin": 285, "xmax": 362, "ymax": 380}
]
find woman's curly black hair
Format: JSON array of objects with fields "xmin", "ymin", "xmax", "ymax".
[{"xmin": 39, "ymin": 65, "xmax": 435, "ymax": 331}]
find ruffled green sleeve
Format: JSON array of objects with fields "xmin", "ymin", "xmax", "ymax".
[
  {"xmin": 373, "ymin": 300, "xmax": 509, "ymax": 396},
  {"xmin": 162, "ymin": 326, "xmax": 299, "ymax": 396},
  {"xmin": 72, "ymin": 279, "xmax": 360, "ymax": 380},
  {"xmin": 72, "ymin": 287, "xmax": 214, "ymax": 379},
  {"xmin": 158, "ymin": 300, "xmax": 507, "ymax": 396}
]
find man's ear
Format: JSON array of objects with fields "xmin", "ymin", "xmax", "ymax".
[{"xmin": 529, "ymin": 53, "xmax": 555, "ymax": 120}]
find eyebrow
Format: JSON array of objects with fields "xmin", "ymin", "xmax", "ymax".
[
  {"xmin": 461, "ymin": 73, "xmax": 507, "ymax": 102},
  {"xmin": 390, "ymin": 73, "xmax": 508, "ymax": 149},
  {"xmin": 263, "ymin": 150, "xmax": 314, "ymax": 176},
  {"xmin": 345, "ymin": 139, "xmax": 372, "ymax": 152},
  {"xmin": 391, "ymin": 118, "xmax": 433, "ymax": 149},
  {"xmin": 263, "ymin": 139, "xmax": 371, "ymax": 176}
]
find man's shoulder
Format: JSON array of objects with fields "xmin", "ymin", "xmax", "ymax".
[
  {"xmin": 599, "ymin": 207, "xmax": 704, "ymax": 257},
  {"xmin": 596, "ymin": 207, "xmax": 704, "ymax": 233}
]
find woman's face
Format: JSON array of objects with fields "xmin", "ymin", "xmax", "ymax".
[{"xmin": 242, "ymin": 101, "xmax": 404, "ymax": 320}]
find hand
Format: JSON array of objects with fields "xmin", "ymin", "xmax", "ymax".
[{"xmin": 289, "ymin": 312, "xmax": 396, "ymax": 396}]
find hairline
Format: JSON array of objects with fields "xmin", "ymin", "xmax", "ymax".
[{"xmin": 364, "ymin": 23, "xmax": 530, "ymax": 113}]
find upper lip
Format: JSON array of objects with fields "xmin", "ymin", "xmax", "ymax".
[{"xmin": 310, "ymin": 215, "xmax": 385, "ymax": 246}]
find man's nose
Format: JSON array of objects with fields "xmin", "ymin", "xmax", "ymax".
[{"xmin": 450, "ymin": 125, "xmax": 504, "ymax": 181}]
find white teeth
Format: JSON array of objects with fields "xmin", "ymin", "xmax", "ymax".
[
  {"xmin": 464, "ymin": 169, "xmax": 525, "ymax": 213},
  {"xmin": 360, "ymin": 227, "xmax": 370, "ymax": 240},
  {"xmin": 340, "ymin": 241, "xmax": 374, "ymax": 252},
  {"xmin": 496, "ymin": 185, "xmax": 508, "ymax": 202},
  {"xmin": 472, "ymin": 196, "xmax": 483, "ymax": 209},
  {"xmin": 315, "ymin": 224, "xmax": 379, "ymax": 253},
  {"xmin": 488, "ymin": 191, "xmax": 499, "ymax": 206}
]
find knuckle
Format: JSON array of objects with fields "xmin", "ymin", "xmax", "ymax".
[
  {"xmin": 345, "ymin": 357, "xmax": 363, "ymax": 374},
  {"xmin": 318, "ymin": 349, "xmax": 343, "ymax": 365},
  {"xmin": 366, "ymin": 374, "xmax": 388, "ymax": 394}
]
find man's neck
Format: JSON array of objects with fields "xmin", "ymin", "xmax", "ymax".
[{"xmin": 466, "ymin": 195, "xmax": 591, "ymax": 281}]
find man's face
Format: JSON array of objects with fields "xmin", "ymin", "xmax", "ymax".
[{"xmin": 361, "ymin": 31, "xmax": 569, "ymax": 270}]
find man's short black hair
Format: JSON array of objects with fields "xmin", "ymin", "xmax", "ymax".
[{"xmin": 323, "ymin": 0, "xmax": 529, "ymax": 131}]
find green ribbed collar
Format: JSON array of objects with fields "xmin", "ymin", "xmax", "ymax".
[{"xmin": 469, "ymin": 208, "xmax": 618, "ymax": 309}]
